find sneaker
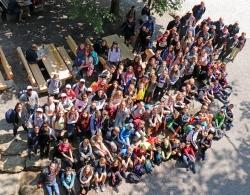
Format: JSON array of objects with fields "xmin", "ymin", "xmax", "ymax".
[
  {"xmin": 14, "ymin": 135, "xmax": 21, "ymax": 141},
  {"xmin": 95, "ymin": 186, "xmax": 100, "ymax": 193},
  {"xmin": 100, "ymin": 184, "xmax": 105, "ymax": 192},
  {"xmin": 113, "ymin": 186, "xmax": 119, "ymax": 193}
]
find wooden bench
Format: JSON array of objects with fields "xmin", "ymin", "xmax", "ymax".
[
  {"xmin": 16, "ymin": 47, "xmax": 37, "ymax": 86},
  {"xmin": 29, "ymin": 63, "xmax": 47, "ymax": 93},
  {"xmin": 41, "ymin": 44, "xmax": 72, "ymax": 81},
  {"xmin": 16, "ymin": 47, "xmax": 47, "ymax": 93},
  {"xmin": 0, "ymin": 46, "xmax": 13, "ymax": 80},
  {"xmin": 65, "ymin": 35, "xmax": 77, "ymax": 56},
  {"xmin": 102, "ymin": 34, "xmax": 134, "ymax": 60},
  {"xmin": 0, "ymin": 71, "xmax": 7, "ymax": 91},
  {"xmin": 57, "ymin": 46, "xmax": 73, "ymax": 71},
  {"xmin": 85, "ymin": 38, "xmax": 93, "ymax": 46}
]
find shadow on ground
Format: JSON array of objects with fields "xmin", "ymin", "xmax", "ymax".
[
  {"xmin": 131, "ymin": 135, "xmax": 250, "ymax": 195},
  {"xmin": 239, "ymin": 101, "xmax": 250, "ymax": 121}
]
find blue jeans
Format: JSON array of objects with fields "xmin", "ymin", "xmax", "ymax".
[
  {"xmin": 182, "ymin": 155, "xmax": 196, "ymax": 172},
  {"xmin": 45, "ymin": 181, "xmax": 60, "ymax": 195},
  {"xmin": 67, "ymin": 123, "xmax": 76, "ymax": 137}
]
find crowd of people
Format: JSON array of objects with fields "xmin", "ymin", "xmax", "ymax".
[
  {"xmin": 0, "ymin": 0, "xmax": 44, "ymax": 23},
  {"xmin": 6, "ymin": 1, "xmax": 245, "ymax": 195}
]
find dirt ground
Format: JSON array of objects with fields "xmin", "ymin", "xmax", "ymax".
[{"xmin": 0, "ymin": 0, "xmax": 122, "ymax": 91}]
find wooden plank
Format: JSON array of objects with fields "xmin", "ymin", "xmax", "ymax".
[
  {"xmin": 65, "ymin": 35, "xmax": 77, "ymax": 56},
  {"xmin": 0, "ymin": 46, "xmax": 13, "ymax": 80},
  {"xmin": 99, "ymin": 56, "xmax": 110, "ymax": 72},
  {"xmin": 49, "ymin": 44, "xmax": 72, "ymax": 80},
  {"xmin": 16, "ymin": 47, "xmax": 37, "ymax": 87},
  {"xmin": 41, "ymin": 44, "xmax": 71, "ymax": 80},
  {"xmin": 85, "ymin": 38, "xmax": 93, "ymax": 46},
  {"xmin": 57, "ymin": 46, "xmax": 73, "ymax": 71},
  {"xmin": 29, "ymin": 63, "xmax": 47, "ymax": 93},
  {"xmin": 145, "ymin": 49, "xmax": 155, "ymax": 60},
  {"xmin": 0, "ymin": 71, "xmax": 7, "ymax": 91},
  {"xmin": 102, "ymin": 34, "xmax": 134, "ymax": 60}
]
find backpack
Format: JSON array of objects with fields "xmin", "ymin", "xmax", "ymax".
[
  {"xmin": 154, "ymin": 151, "xmax": 162, "ymax": 165},
  {"xmin": 126, "ymin": 172, "xmax": 141, "ymax": 183},
  {"xmin": 91, "ymin": 51, "xmax": 99, "ymax": 66},
  {"xmin": 213, "ymin": 128, "xmax": 224, "ymax": 140},
  {"xmin": 5, "ymin": 109, "xmax": 15, "ymax": 123},
  {"xmin": 144, "ymin": 159, "xmax": 153, "ymax": 174},
  {"xmin": 18, "ymin": 90, "xmax": 28, "ymax": 100}
]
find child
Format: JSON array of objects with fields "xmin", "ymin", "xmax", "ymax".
[
  {"xmin": 56, "ymin": 137, "xmax": 74, "ymax": 167},
  {"xmin": 61, "ymin": 166, "xmax": 76, "ymax": 195},
  {"xmin": 79, "ymin": 139, "xmax": 95, "ymax": 166},
  {"xmin": 94, "ymin": 158, "xmax": 107, "ymax": 192},
  {"xmin": 108, "ymin": 42, "xmax": 121, "ymax": 66},
  {"xmin": 109, "ymin": 159, "xmax": 123, "ymax": 193},
  {"xmin": 144, "ymin": 75, "xmax": 157, "ymax": 103},
  {"xmin": 79, "ymin": 165, "xmax": 93, "ymax": 195}
]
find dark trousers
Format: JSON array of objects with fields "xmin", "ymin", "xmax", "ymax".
[
  {"xmin": 64, "ymin": 187, "xmax": 76, "ymax": 195},
  {"xmin": 1, "ymin": 10, "xmax": 7, "ymax": 22},
  {"xmin": 110, "ymin": 172, "xmax": 122, "ymax": 187},
  {"xmin": 218, "ymin": 49, "xmax": 232, "ymax": 61},
  {"xmin": 200, "ymin": 147, "xmax": 207, "ymax": 160},
  {"xmin": 40, "ymin": 143, "xmax": 50, "ymax": 158},
  {"xmin": 54, "ymin": 149, "xmax": 73, "ymax": 168},
  {"xmin": 153, "ymin": 86, "xmax": 164, "ymax": 100},
  {"xmin": 13, "ymin": 124, "xmax": 28, "ymax": 136}
]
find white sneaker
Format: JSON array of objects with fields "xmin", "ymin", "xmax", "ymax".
[
  {"xmin": 15, "ymin": 134, "xmax": 21, "ymax": 141},
  {"xmin": 95, "ymin": 186, "xmax": 100, "ymax": 193},
  {"xmin": 100, "ymin": 184, "xmax": 105, "ymax": 192}
]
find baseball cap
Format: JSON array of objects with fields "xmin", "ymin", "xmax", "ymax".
[
  {"xmin": 61, "ymin": 93, "xmax": 67, "ymax": 97},
  {"xmin": 86, "ymin": 88, "xmax": 92, "ymax": 92},
  {"xmin": 27, "ymin": 85, "xmax": 33, "ymax": 90},
  {"xmin": 36, "ymin": 107, "xmax": 43, "ymax": 112},
  {"xmin": 80, "ymin": 79, "xmax": 85, "ymax": 83},
  {"xmin": 66, "ymin": 84, "xmax": 71, "ymax": 89}
]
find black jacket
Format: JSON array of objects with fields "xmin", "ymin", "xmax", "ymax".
[{"xmin": 13, "ymin": 110, "xmax": 26, "ymax": 126}]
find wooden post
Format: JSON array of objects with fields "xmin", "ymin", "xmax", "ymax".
[{"xmin": 0, "ymin": 46, "xmax": 13, "ymax": 80}]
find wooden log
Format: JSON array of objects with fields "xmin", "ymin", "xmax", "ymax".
[
  {"xmin": 65, "ymin": 35, "xmax": 77, "ymax": 56},
  {"xmin": 0, "ymin": 71, "xmax": 7, "ymax": 91},
  {"xmin": 0, "ymin": 46, "xmax": 13, "ymax": 80},
  {"xmin": 16, "ymin": 47, "xmax": 37, "ymax": 87},
  {"xmin": 57, "ymin": 46, "xmax": 73, "ymax": 71},
  {"xmin": 29, "ymin": 63, "xmax": 47, "ymax": 93}
]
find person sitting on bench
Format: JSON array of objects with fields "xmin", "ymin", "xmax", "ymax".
[{"xmin": 26, "ymin": 44, "xmax": 39, "ymax": 64}]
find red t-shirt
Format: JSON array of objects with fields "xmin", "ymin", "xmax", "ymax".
[{"xmin": 58, "ymin": 143, "xmax": 72, "ymax": 153}]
